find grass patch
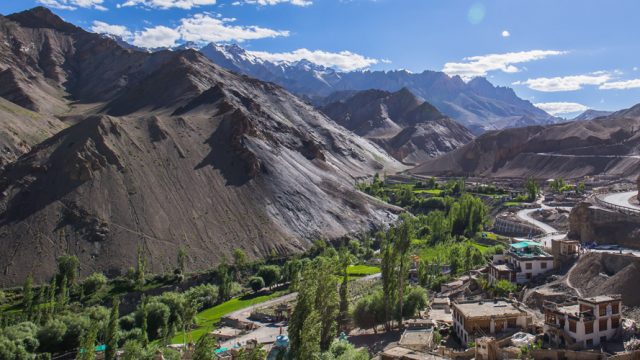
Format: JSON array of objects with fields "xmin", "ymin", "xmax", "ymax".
[
  {"xmin": 170, "ymin": 291, "xmax": 285, "ymax": 344},
  {"xmin": 346, "ymin": 265, "xmax": 381, "ymax": 277},
  {"xmin": 413, "ymin": 189, "xmax": 443, "ymax": 196},
  {"xmin": 503, "ymin": 201, "xmax": 523, "ymax": 207}
]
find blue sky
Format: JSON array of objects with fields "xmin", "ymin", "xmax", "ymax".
[{"xmin": 3, "ymin": 0, "xmax": 640, "ymax": 117}]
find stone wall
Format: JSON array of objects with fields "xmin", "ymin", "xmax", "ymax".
[{"xmin": 568, "ymin": 202, "xmax": 640, "ymax": 249}]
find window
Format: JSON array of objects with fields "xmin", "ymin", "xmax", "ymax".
[
  {"xmin": 585, "ymin": 321, "xmax": 594, "ymax": 334},
  {"xmin": 541, "ymin": 262, "xmax": 547, "ymax": 269},
  {"xmin": 599, "ymin": 304, "xmax": 607, "ymax": 317},
  {"xmin": 569, "ymin": 320, "xmax": 577, "ymax": 332},
  {"xmin": 612, "ymin": 303, "xmax": 619, "ymax": 314},
  {"xmin": 599, "ymin": 319, "xmax": 608, "ymax": 331},
  {"xmin": 525, "ymin": 263, "xmax": 532, "ymax": 270},
  {"xmin": 586, "ymin": 339, "xmax": 593, "ymax": 347},
  {"xmin": 612, "ymin": 317, "xmax": 620, "ymax": 329}
]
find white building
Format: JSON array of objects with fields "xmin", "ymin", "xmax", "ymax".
[
  {"xmin": 488, "ymin": 241, "xmax": 554, "ymax": 284},
  {"xmin": 544, "ymin": 295, "xmax": 622, "ymax": 349}
]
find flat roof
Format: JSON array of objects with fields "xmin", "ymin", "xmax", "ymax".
[
  {"xmin": 454, "ymin": 301, "xmax": 526, "ymax": 318},
  {"xmin": 400, "ymin": 329, "xmax": 433, "ymax": 345},
  {"xmin": 581, "ymin": 295, "xmax": 621, "ymax": 304},
  {"xmin": 511, "ymin": 241, "xmax": 543, "ymax": 249}
]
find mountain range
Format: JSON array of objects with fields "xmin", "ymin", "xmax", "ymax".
[
  {"xmin": 411, "ymin": 105, "xmax": 640, "ymax": 180},
  {"xmin": 571, "ymin": 109, "xmax": 614, "ymax": 122},
  {"xmin": 320, "ymin": 88, "xmax": 474, "ymax": 164},
  {"xmin": 0, "ymin": 7, "xmax": 405, "ymax": 285},
  {"xmin": 199, "ymin": 43, "xmax": 559, "ymax": 134}
]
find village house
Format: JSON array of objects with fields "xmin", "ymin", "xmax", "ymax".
[
  {"xmin": 451, "ymin": 299, "xmax": 532, "ymax": 344},
  {"xmin": 544, "ymin": 295, "xmax": 622, "ymax": 349},
  {"xmin": 488, "ymin": 241, "xmax": 554, "ymax": 284}
]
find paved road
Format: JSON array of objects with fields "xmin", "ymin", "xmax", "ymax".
[
  {"xmin": 514, "ymin": 196, "xmax": 569, "ymax": 247},
  {"xmin": 601, "ymin": 191, "xmax": 640, "ymax": 210},
  {"xmin": 517, "ymin": 208, "xmax": 558, "ymax": 234},
  {"xmin": 535, "ymin": 152, "xmax": 640, "ymax": 159}
]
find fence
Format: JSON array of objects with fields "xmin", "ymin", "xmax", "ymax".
[{"xmin": 594, "ymin": 191, "xmax": 640, "ymax": 217}]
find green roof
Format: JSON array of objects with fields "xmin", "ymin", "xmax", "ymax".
[{"xmin": 510, "ymin": 241, "xmax": 542, "ymax": 249}]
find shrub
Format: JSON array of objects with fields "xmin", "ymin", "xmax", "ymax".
[
  {"xmin": 82, "ymin": 272, "xmax": 108, "ymax": 296},
  {"xmin": 249, "ymin": 277, "xmax": 265, "ymax": 293},
  {"xmin": 37, "ymin": 319, "xmax": 67, "ymax": 353},
  {"xmin": 257, "ymin": 266, "xmax": 281, "ymax": 288}
]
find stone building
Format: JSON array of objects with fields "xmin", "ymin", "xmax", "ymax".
[
  {"xmin": 451, "ymin": 299, "xmax": 532, "ymax": 344},
  {"xmin": 544, "ymin": 295, "xmax": 622, "ymax": 349}
]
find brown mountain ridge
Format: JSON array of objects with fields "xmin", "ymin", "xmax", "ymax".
[{"xmin": 0, "ymin": 7, "xmax": 405, "ymax": 286}]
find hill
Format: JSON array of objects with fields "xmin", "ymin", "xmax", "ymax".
[
  {"xmin": 410, "ymin": 107, "xmax": 640, "ymax": 180},
  {"xmin": 321, "ymin": 88, "xmax": 474, "ymax": 164},
  {"xmin": 0, "ymin": 7, "xmax": 404, "ymax": 286}
]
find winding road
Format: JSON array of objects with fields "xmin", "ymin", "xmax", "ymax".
[
  {"xmin": 600, "ymin": 191, "xmax": 640, "ymax": 211},
  {"xmin": 514, "ymin": 196, "xmax": 568, "ymax": 247}
]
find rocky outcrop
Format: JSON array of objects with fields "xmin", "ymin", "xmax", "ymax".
[{"xmin": 568, "ymin": 202, "xmax": 640, "ymax": 249}]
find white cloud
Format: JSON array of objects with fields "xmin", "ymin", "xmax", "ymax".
[
  {"xmin": 501, "ymin": 30, "xmax": 510, "ymax": 37},
  {"xmin": 634, "ymin": 67, "xmax": 639, "ymax": 71},
  {"xmin": 514, "ymin": 73, "xmax": 611, "ymax": 92},
  {"xmin": 91, "ymin": 21, "xmax": 132, "ymax": 38},
  {"xmin": 240, "ymin": 0, "xmax": 312, "ymax": 6},
  {"xmin": 118, "ymin": 0, "xmax": 216, "ymax": 10},
  {"xmin": 599, "ymin": 79, "xmax": 640, "ymax": 90},
  {"xmin": 177, "ymin": 14, "xmax": 289, "ymax": 43},
  {"xmin": 535, "ymin": 102, "xmax": 588, "ymax": 115},
  {"xmin": 38, "ymin": 0, "xmax": 107, "ymax": 10},
  {"xmin": 132, "ymin": 26, "xmax": 181, "ymax": 48},
  {"xmin": 442, "ymin": 50, "xmax": 566, "ymax": 79},
  {"xmin": 248, "ymin": 48, "xmax": 378, "ymax": 71}
]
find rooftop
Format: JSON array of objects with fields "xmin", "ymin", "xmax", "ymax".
[
  {"xmin": 399, "ymin": 329, "xmax": 434, "ymax": 347},
  {"xmin": 581, "ymin": 295, "xmax": 622, "ymax": 304},
  {"xmin": 453, "ymin": 300, "xmax": 526, "ymax": 318}
]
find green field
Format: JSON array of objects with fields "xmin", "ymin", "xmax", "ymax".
[
  {"xmin": 170, "ymin": 291, "xmax": 286, "ymax": 344},
  {"xmin": 503, "ymin": 201, "xmax": 524, "ymax": 207},
  {"xmin": 346, "ymin": 265, "xmax": 381, "ymax": 277},
  {"xmin": 413, "ymin": 189, "xmax": 443, "ymax": 196}
]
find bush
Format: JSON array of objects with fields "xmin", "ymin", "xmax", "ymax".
[
  {"xmin": 37, "ymin": 319, "xmax": 67, "ymax": 353},
  {"xmin": 257, "ymin": 266, "xmax": 281, "ymax": 288},
  {"xmin": 184, "ymin": 284, "xmax": 218, "ymax": 311},
  {"xmin": 59, "ymin": 314, "xmax": 91, "ymax": 351},
  {"xmin": 139, "ymin": 302, "xmax": 170, "ymax": 340},
  {"xmin": 248, "ymin": 277, "xmax": 265, "ymax": 293},
  {"xmin": 82, "ymin": 272, "xmax": 108, "ymax": 296},
  {"xmin": 402, "ymin": 287, "xmax": 428, "ymax": 318}
]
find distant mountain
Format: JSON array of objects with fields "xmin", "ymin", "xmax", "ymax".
[
  {"xmin": 571, "ymin": 109, "xmax": 614, "ymax": 122},
  {"xmin": 410, "ymin": 106, "xmax": 640, "ymax": 180},
  {"xmin": 199, "ymin": 43, "xmax": 558, "ymax": 134},
  {"xmin": 321, "ymin": 88, "xmax": 474, "ymax": 164},
  {"xmin": 0, "ymin": 7, "xmax": 404, "ymax": 286}
]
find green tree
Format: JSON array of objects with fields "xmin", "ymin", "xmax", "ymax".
[
  {"xmin": 57, "ymin": 255, "xmax": 80, "ymax": 289},
  {"xmin": 82, "ymin": 272, "xmax": 107, "ymax": 296},
  {"xmin": 337, "ymin": 248, "xmax": 351, "ymax": 331},
  {"xmin": 121, "ymin": 340, "xmax": 147, "ymax": 360},
  {"xmin": 77, "ymin": 326, "xmax": 98, "ymax": 360},
  {"xmin": 299, "ymin": 311, "xmax": 322, "ymax": 359},
  {"xmin": 140, "ymin": 296, "xmax": 149, "ymax": 347},
  {"xmin": 193, "ymin": 332, "xmax": 216, "ymax": 360},
  {"xmin": 257, "ymin": 265, "xmax": 281, "ymax": 288},
  {"xmin": 217, "ymin": 264, "xmax": 232, "ymax": 303},
  {"xmin": 176, "ymin": 247, "xmax": 187, "ymax": 275},
  {"xmin": 380, "ymin": 231, "xmax": 397, "ymax": 331},
  {"xmin": 105, "ymin": 298, "xmax": 120, "ymax": 360},
  {"xmin": 23, "ymin": 274, "xmax": 34, "ymax": 320},
  {"xmin": 524, "ymin": 177, "xmax": 539, "ymax": 202},
  {"xmin": 232, "ymin": 249, "xmax": 247, "ymax": 273},
  {"xmin": 248, "ymin": 277, "xmax": 265, "ymax": 293},
  {"xmin": 136, "ymin": 246, "xmax": 146, "ymax": 288}
]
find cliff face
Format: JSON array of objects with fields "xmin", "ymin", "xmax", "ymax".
[{"xmin": 568, "ymin": 202, "xmax": 640, "ymax": 249}]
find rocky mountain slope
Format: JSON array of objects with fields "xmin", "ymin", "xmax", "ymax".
[
  {"xmin": 321, "ymin": 88, "xmax": 474, "ymax": 164},
  {"xmin": 410, "ymin": 106, "xmax": 640, "ymax": 180},
  {"xmin": 0, "ymin": 7, "xmax": 405, "ymax": 286},
  {"xmin": 200, "ymin": 44, "xmax": 558, "ymax": 133}
]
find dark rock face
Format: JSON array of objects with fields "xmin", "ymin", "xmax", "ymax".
[
  {"xmin": 0, "ymin": 7, "xmax": 405, "ymax": 286},
  {"xmin": 568, "ymin": 202, "xmax": 640, "ymax": 249},
  {"xmin": 411, "ymin": 110, "xmax": 640, "ymax": 180},
  {"xmin": 321, "ymin": 89, "xmax": 474, "ymax": 164},
  {"xmin": 200, "ymin": 44, "xmax": 558, "ymax": 133}
]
